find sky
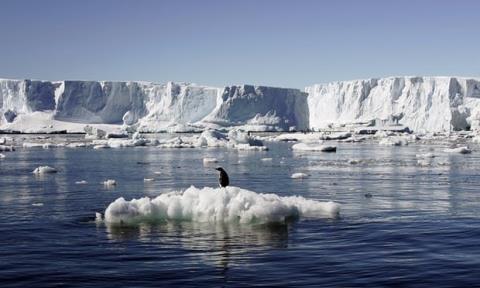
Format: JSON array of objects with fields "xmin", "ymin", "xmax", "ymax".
[{"xmin": 0, "ymin": 0, "xmax": 479, "ymax": 88}]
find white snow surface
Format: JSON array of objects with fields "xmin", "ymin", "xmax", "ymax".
[{"xmin": 104, "ymin": 186, "xmax": 340, "ymax": 224}]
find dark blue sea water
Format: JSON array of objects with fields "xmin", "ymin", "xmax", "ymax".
[{"xmin": 1, "ymin": 136, "xmax": 480, "ymax": 287}]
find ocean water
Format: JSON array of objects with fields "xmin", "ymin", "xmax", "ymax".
[{"xmin": 1, "ymin": 137, "xmax": 480, "ymax": 287}]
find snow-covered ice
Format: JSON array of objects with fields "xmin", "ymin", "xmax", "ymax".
[
  {"xmin": 203, "ymin": 158, "xmax": 218, "ymax": 165},
  {"xmin": 292, "ymin": 142, "xmax": 337, "ymax": 152},
  {"xmin": 443, "ymin": 146, "xmax": 472, "ymax": 154},
  {"xmin": 104, "ymin": 186, "xmax": 340, "ymax": 225},
  {"xmin": 291, "ymin": 173, "xmax": 310, "ymax": 179},
  {"xmin": 0, "ymin": 145, "xmax": 14, "ymax": 152},
  {"xmin": 103, "ymin": 179, "xmax": 117, "ymax": 186}
]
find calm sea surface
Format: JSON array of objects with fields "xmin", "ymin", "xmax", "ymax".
[{"xmin": 1, "ymin": 136, "xmax": 480, "ymax": 287}]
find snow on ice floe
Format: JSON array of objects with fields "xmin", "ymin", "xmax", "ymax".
[
  {"xmin": 32, "ymin": 166, "xmax": 57, "ymax": 174},
  {"xmin": 103, "ymin": 186, "xmax": 340, "ymax": 225},
  {"xmin": 292, "ymin": 142, "xmax": 337, "ymax": 152},
  {"xmin": 291, "ymin": 173, "xmax": 310, "ymax": 179},
  {"xmin": 443, "ymin": 146, "xmax": 472, "ymax": 154}
]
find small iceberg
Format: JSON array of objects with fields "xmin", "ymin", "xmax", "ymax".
[
  {"xmin": 103, "ymin": 179, "xmax": 117, "ymax": 186},
  {"xmin": 32, "ymin": 166, "xmax": 58, "ymax": 174},
  {"xmin": 291, "ymin": 173, "xmax": 310, "ymax": 179},
  {"xmin": 203, "ymin": 157, "xmax": 218, "ymax": 165},
  {"xmin": 104, "ymin": 186, "xmax": 340, "ymax": 225},
  {"xmin": 75, "ymin": 180, "xmax": 88, "ymax": 185},
  {"xmin": 0, "ymin": 145, "xmax": 15, "ymax": 152}
]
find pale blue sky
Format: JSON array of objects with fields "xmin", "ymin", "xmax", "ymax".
[{"xmin": 0, "ymin": 0, "xmax": 478, "ymax": 88}]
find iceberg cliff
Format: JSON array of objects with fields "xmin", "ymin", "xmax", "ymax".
[
  {"xmin": 2, "ymin": 76, "xmax": 480, "ymax": 133},
  {"xmin": 0, "ymin": 79, "xmax": 308, "ymax": 132},
  {"xmin": 306, "ymin": 76, "xmax": 480, "ymax": 132}
]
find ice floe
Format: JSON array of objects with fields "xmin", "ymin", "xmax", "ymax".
[
  {"xmin": 32, "ymin": 166, "xmax": 58, "ymax": 174},
  {"xmin": 104, "ymin": 186, "xmax": 340, "ymax": 225},
  {"xmin": 443, "ymin": 146, "xmax": 472, "ymax": 154},
  {"xmin": 292, "ymin": 142, "xmax": 337, "ymax": 152},
  {"xmin": 291, "ymin": 173, "xmax": 310, "ymax": 179},
  {"xmin": 103, "ymin": 179, "xmax": 117, "ymax": 186}
]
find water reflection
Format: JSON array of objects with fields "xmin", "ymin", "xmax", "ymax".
[{"xmin": 105, "ymin": 221, "xmax": 289, "ymax": 269}]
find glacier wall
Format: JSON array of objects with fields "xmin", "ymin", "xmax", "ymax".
[
  {"xmin": 0, "ymin": 79, "xmax": 308, "ymax": 132},
  {"xmin": 306, "ymin": 77, "xmax": 480, "ymax": 132},
  {"xmin": 2, "ymin": 76, "xmax": 480, "ymax": 133}
]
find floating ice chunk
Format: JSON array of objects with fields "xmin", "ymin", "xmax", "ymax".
[
  {"xmin": 292, "ymin": 143, "xmax": 337, "ymax": 152},
  {"xmin": 154, "ymin": 171, "xmax": 162, "ymax": 175},
  {"xmin": 32, "ymin": 166, "xmax": 58, "ymax": 174},
  {"xmin": 291, "ymin": 173, "xmax": 309, "ymax": 179},
  {"xmin": 203, "ymin": 157, "xmax": 218, "ymax": 165},
  {"xmin": 339, "ymin": 136, "xmax": 366, "ymax": 143},
  {"xmin": 416, "ymin": 153, "xmax": 435, "ymax": 158},
  {"xmin": 379, "ymin": 137, "xmax": 408, "ymax": 146},
  {"xmin": 84, "ymin": 125, "xmax": 107, "ymax": 140},
  {"xmin": 195, "ymin": 130, "xmax": 228, "ymax": 147},
  {"xmin": 261, "ymin": 158, "xmax": 273, "ymax": 161},
  {"xmin": 42, "ymin": 143, "xmax": 56, "ymax": 149},
  {"xmin": 66, "ymin": 143, "xmax": 87, "ymax": 148},
  {"xmin": 235, "ymin": 144, "xmax": 268, "ymax": 151},
  {"xmin": 348, "ymin": 159, "xmax": 361, "ymax": 165},
  {"xmin": 75, "ymin": 180, "xmax": 88, "ymax": 185},
  {"xmin": 228, "ymin": 129, "xmax": 264, "ymax": 147},
  {"xmin": 157, "ymin": 136, "xmax": 197, "ymax": 148},
  {"xmin": 320, "ymin": 132, "xmax": 352, "ymax": 140},
  {"xmin": 93, "ymin": 144, "xmax": 110, "ymax": 149},
  {"xmin": 32, "ymin": 203, "xmax": 44, "ymax": 207},
  {"xmin": 0, "ymin": 145, "xmax": 15, "ymax": 152},
  {"xmin": 103, "ymin": 179, "xmax": 117, "ymax": 186},
  {"xmin": 22, "ymin": 142, "xmax": 44, "ymax": 148},
  {"xmin": 444, "ymin": 146, "xmax": 472, "ymax": 154},
  {"xmin": 104, "ymin": 186, "xmax": 340, "ymax": 225},
  {"xmin": 0, "ymin": 153, "xmax": 5, "ymax": 159},
  {"xmin": 95, "ymin": 212, "xmax": 103, "ymax": 222},
  {"xmin": 144, "ymin": 178, "xmax": 155, "ymax": 182},
  {"xmin": 417, "ymin": 159, "xmax": 431, "ymax": 167}
]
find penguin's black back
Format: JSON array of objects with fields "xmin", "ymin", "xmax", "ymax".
[{"xmin": 219, "ymin": 170, "xmax": 229, "ymax": 187}]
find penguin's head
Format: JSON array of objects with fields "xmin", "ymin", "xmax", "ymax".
[{"xmin": 215, "ymin": 167, "xmax": 225, "ymax": 172}]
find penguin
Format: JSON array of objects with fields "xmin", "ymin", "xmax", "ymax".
[{"xmin": 215, "ymin": 167, "xmax": 230, "ymax": 187}]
